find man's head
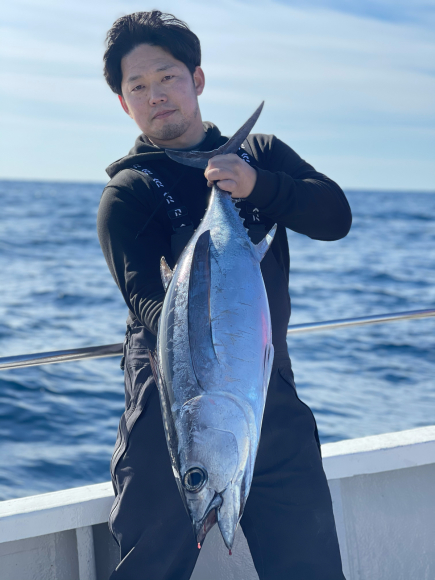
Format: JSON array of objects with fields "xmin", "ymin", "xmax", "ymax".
[{"xmin": 104, "ymin": 11, "xmax": 205, "ymax": 148}]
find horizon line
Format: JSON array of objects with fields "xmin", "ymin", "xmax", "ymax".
[{"xmin": 0, "ymin": 176, "xmax": 434, "ymax": 195}]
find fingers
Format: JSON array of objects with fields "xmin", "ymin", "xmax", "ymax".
[
  {"xmin": 204, "ymin": 154, "xmax": 256, "ymax": 198},
  {"xmin": 205, "ymin": 158, "xmax": 242, "ymax": 182},
  {"xmin": 204, "ymin": 154, "xmax": 241, "ymax": 180},
  {"xmin": 216, "ymin": 179, "xmax": 237, "ymax": 192},
  {"xmin": 205, "ymin": 166, "xmax": 228, "ymax": 183},
  {"xmin": 206, "ymin": 178, "xmax": 237, "ymax": 191},
  {"xmin": 207, "ymin": 154, "xmax": 239, "ymax": 169}
]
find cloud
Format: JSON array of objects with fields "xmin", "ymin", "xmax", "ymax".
[
  {"xmin": 1, "ymin": 0, "xmax": 434, "ymax": 189},
  {"xmin": 275, "ymin": 0, "xmax": 435, "ymax": 27}
]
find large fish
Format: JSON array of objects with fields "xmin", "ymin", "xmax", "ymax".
[{"xmin": 149, "ymin": 103, "xmax": 276, "ymax": 552}]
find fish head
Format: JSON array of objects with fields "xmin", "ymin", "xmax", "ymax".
[{"xmin": 178, "ymin": 393, "xmax": 253, "ymax": 550}]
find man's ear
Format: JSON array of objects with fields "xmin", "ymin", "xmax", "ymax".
[
  {"xmin": 118, "ymin": 94, "xmax": 131, "ymax": 117},
  {"xmin": 193, "ymin": 66, "xmax": 205, "ymax": 97}
]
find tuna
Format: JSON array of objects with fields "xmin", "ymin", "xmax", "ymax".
[{"xmin": 149, "ymin": 103, "xmax": 276, "ymax": 552}]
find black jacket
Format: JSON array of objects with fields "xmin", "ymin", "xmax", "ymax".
[{"xmin": 97, "ymin": 122, "xmax": 351, "ymax": 352}]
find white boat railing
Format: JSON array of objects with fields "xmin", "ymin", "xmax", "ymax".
[
  {"xmin": 1, "ymin": 425, "xmax": 435, "ymax": 580},
  {"xmin": 0, "ymin": 308, "xmax": 434, "ymax": 371}
]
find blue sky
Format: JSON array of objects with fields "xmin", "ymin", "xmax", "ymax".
[{"xmin": 1, "ymin": 0, "xmax": 434, "ymax": 190}]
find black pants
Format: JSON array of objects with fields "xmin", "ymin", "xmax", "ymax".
[{"xmin": 109, "ymin": 325, "xmax": 345, "ymax": 580}]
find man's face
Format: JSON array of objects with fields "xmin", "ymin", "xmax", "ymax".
[{"xmin": 119, "ymin": 43, "xmax": 205, "ymax": 147}]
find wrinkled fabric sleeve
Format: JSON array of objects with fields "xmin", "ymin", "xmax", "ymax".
[
  {"xmin": 247, "ymin": 135, "xmax": 352, "ymax": 241},
  {"xmin": 97, "ymin": 184, "xmax": 170, "ymax": 335}
]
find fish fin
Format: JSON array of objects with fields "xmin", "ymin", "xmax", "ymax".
[
  {"xmin": 165, "ymin": 149, "xmax": 215, "ymax": 170},
  {"xmin": 211, "ymin": 101, "xmax": 264, "ymax": 155},
  {"xmin": 253, "ymin": 224, "xmax": 277, "ymax": 262},
  {"xmin": 263, "ymin": 343, "xmax": 274, "ymax": 398},
  {"xmin": 165, "ymin": 102, "xmax": 264, "ymax": 168},
  {"xmin": 160, "ymin": 256, "xmax": 174, "ymax": 291},
  {"xmin": 188, "ymin": 230, "xmax": 221, "ymax": 388}
]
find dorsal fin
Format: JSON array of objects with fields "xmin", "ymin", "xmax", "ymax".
[
  {"xmin": 165, "ymin": 102, "xmax": 264, "ymax": 169},
  {"xmin": 253, "ymin": 224, "xmax": 277, "ymax": 262},
  {"xmin": 160, "ymin": 256, "xmax": 174, "ymax": 291}
]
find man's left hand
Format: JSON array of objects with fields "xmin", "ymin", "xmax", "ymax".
[{"xmin": 204, "ymin": 154, "xmax": 257, "ymax": 199}]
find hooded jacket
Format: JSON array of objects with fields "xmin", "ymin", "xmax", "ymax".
[{"xmin": 97, "ymin": 122, "xmax": 352, "ymax": 354}]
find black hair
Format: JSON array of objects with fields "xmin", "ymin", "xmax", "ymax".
[{"xmin": 103, "ymin": 10, "xmax": 201, "ymax": 95}]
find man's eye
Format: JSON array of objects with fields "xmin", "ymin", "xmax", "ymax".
[
  {"xmin": 132, "ymin": 85, "xmax": 144, "ymax": 92},
  {"xmin": 163, "ymin": 75, "xmax": 174, "ymax": 81}
]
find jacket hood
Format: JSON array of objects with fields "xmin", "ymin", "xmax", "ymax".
[{"xmin": 106, "ymin": 122, "xmax": 223, "ymax": 179}]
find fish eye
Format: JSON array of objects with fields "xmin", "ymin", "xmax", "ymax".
[{"xmin": 183, "ymin": 467, "xmax": 207, "ymax": 492}]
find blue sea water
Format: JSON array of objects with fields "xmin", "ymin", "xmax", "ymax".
[{"xmin": 0, "ymin": 180, "xmax": 434, "ymax": 500}]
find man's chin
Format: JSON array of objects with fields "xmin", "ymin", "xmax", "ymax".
[{"xmin": 147, "ymin": 118, "xmax": 190, "ymax": 144}]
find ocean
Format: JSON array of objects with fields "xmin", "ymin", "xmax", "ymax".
[{"xmin": 0, "ymin": 180, "xmax": 434, "ymax": 500}]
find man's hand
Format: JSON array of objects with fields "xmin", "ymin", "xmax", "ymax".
[{"xmin": 204, "ymin": 154, "xmax": 257, "ymax": 198}]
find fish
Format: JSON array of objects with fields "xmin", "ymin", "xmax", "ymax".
[{"xmin": 148, "ymin": 103, "xmax": 276, "ymax": 552}]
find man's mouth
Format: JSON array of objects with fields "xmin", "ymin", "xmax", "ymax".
[{"xmin": 153, "ymin": 109, "xmax": 176, "ymax": 120}]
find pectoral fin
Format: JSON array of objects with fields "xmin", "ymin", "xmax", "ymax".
[
  {"xmin": 160, "ymin": 256, "xmax": 174, "ymax": 291},
  {"xmin": 253, "ymin": 224, "xmax": 277, "ymax": 262},
  {"xmin": 188, "ymin": 230, "xmax": 221, "ymax": 388}
]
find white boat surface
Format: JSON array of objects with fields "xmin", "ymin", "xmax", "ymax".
[{"xmin": 1, "ymin": 424, "xmax": 434, "ymax": 580}]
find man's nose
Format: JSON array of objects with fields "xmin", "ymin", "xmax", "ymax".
[{"xmin": 149, "ymin": 85, "xmax": 167, "ymax": 106}]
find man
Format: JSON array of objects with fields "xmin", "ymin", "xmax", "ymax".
[{"xmin": 98, "ymin": 10, "xmax": 351, "ymax": 580}]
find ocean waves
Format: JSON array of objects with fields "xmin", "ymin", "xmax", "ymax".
[{"xmin": 0, "ymin": 181, "xmax": 434, "ymax": 499}]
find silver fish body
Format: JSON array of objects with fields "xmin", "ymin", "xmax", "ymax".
[{"xmin": 150, "ymin": 104, "xmax": 276, "ymax": 550}]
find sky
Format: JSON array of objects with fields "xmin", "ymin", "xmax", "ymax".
[{"xmin": 1, "ymin": 0, "xmax": 434, "ymax": 190}]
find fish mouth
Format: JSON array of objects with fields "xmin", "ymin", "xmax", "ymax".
[{"xmin": 195, "ymin": 492, "xmax": 222, "ymax": 545}]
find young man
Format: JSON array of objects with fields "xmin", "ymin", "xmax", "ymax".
[{"xmin": 98, "ymin": 10, "xmax": 351, "ymax": 580}]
